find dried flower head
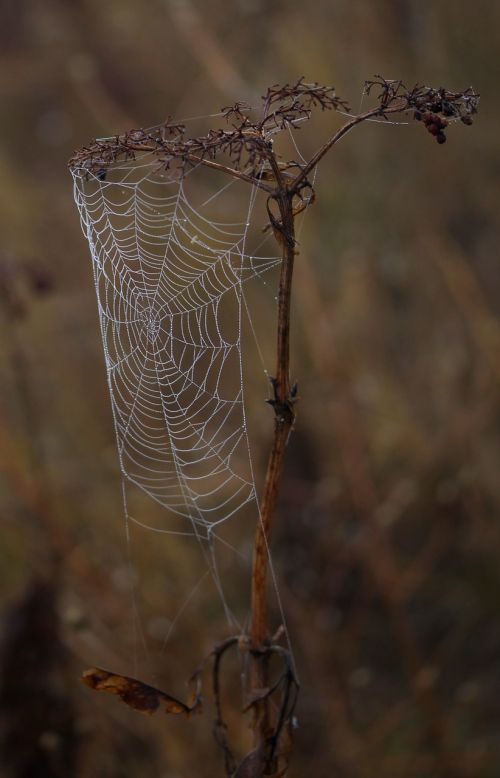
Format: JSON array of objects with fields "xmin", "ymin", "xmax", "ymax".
[{"xmin": 68, "ymin": 76, "xmax": 479, "ymax": 178}]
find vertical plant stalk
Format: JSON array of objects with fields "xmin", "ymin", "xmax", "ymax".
[{"xmin": 250, "ymin": 183, "xmax": 296, "ymax": 746}]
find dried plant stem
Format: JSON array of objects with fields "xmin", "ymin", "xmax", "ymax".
[{"xmin": 250, "ymin": 188, "xmax": 296, "ymax": 747}]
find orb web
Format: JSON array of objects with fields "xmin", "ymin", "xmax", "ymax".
[{"xmin": 72, "ymin": 158, "xmax": 280, "ymax": 561}]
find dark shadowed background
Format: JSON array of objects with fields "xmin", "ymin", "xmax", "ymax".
[{"xmin": 1, "ymin": 1, "xmax": 499, "ymax": 776}]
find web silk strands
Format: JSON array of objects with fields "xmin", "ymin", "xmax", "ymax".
[{"xmin": 72, "ymin": 155, "xmax": 284, "ymax": 647}]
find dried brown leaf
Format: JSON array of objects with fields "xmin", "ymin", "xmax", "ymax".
[{"xmin": 81, "ymin": 667, "xmax": 201, "ymax": 717}]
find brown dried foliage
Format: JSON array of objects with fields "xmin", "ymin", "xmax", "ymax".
[
  {"xmin": 68, "ymin": 76, "xmax": 478, "ymax": 183},
  {"xmin": 81, "ymin": 667, "xmax": 202, "ymax": 717}
]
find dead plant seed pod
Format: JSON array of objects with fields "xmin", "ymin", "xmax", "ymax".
[{"xmin": 427, "ymin": 123, "xmax": 441, "ymax": 136}]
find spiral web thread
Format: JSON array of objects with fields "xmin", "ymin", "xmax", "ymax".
[{"xmin": 71, "ymin": 156, "xmax": 283, "ymax": 636}]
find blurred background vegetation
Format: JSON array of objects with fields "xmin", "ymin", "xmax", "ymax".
[{"xmin": 0, "ymin": 1, "xmax": 499, "ymax": 776}]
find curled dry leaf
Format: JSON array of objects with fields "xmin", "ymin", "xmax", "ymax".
[{"xmin": 81, "ymin": 667, "xmax": 202, "ymax": 717}]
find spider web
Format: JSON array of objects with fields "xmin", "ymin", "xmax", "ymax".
[{"xmin": 72, "ymin": 153, "xmax": 281, "ymax": 643}]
